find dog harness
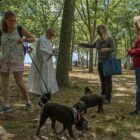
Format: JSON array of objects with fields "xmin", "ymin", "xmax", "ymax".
[{"xmin": 73, "ymin": 108, "xmax": 81, "ymax": 124}]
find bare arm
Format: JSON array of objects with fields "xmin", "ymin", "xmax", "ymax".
[
  {"xmin": 17, "ymin": 27, "xmax": 35, "ymax": 44},
  {"xmin": 22, "ymin": 27, "xmax": 35, "ymax": 43},
  {"xmin": 79, "ymin": 42, "xmax": 96, "ymax": 48}
]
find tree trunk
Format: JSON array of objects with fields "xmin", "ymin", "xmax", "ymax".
[
  {"xmin": 86, "ymin": 0, "xmax": 93, "ymax": 73},
  {"xmin": 88, "ymin": 0, "xmax": 98, "ymax": 73},
  {"xmin": 69, "ymin": 19, "xmax": 75, "ymax": 71},
  {"xmin": 86, "ymin": 50, "xmax": 89, "ymax": 68},
  {"xmin": 56, "ymin": 0, "xmax": 76, "ymax": 87}
]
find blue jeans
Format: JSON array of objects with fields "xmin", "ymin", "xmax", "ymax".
[{"xmin": 135, "ymin": 66, "xmax": 140, "ymax": 111}]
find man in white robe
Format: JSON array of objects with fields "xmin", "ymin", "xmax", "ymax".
[{"xmin": 28, "ymin": 28, "xmax": 58, "ymax": 95}]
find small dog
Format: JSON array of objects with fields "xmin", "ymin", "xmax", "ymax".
[
  {"xmin": 85, "ymin": 86, "xmax": 93, "ymax": 95},
  {"xmin": 38, "ymin": 92, "xmax": 52, "ymax": 107},
  {"xmin": 74, "ymin": 86, "xmax": 104, "ymax": 113},
  {"xmin": 36, "ymin": 103, "xmax": 88, "ymax": 138}
]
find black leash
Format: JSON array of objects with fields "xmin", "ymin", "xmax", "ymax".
[
  {"xmin": 28, "ymin": 52, "xmax": 53, "ymax": 103},
  {"xmin": 28, "ymin": 52, "xmax": 49, "ymax": 94},
  {"xmin": 24, "ymin": 42, "xmax": 53, "ymax": 103}
]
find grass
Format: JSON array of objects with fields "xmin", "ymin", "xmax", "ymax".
[{"xmin": 0, "ymin": 67, "xmax": 139, "ymax": 140}]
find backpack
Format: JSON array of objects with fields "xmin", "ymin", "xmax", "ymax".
[{"xmin": 0, "ymin": 26, "xmax": 27, "ymax": 55}]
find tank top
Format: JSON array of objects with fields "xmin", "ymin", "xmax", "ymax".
[{"xmin": 1, "ymin": 28, "xmax": 24, "ymax": 63}]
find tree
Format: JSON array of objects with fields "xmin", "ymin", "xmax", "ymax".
[{"xmin": 56, "ymin": 0, "xmax": 76, "ymax": 87}]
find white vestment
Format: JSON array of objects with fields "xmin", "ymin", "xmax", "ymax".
[{"xmin": 28, "ymin": 34, "xmax": 58, "ymax": 95}]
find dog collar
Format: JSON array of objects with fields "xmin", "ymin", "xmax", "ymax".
[{"xmin": 73, "ymin": 108, "xmax": 81, "ymax": 124}]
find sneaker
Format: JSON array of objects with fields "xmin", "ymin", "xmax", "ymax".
[
  {"xmin": 0, "ymin": 106, "xmax": 12, "ymax": 113},
  {"xmin": 129, "ymin": 110, "xmax": 140, "ymax": 115},
  {"xmin": 26, "ymin": 102, "xmax": 33, "ymax": 112}
]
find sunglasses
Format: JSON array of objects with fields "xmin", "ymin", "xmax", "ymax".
[{"xmin": 50, "ymin": 33, "xmax": 55, "ymax": 37}]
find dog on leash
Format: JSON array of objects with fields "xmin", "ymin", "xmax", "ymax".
[
  {"xmin": 36, "ymin": 103, "xmax": 88, "ymax": 138},
  {"xmin": 85, "ymin": 86, "xmax": 93, "ymax": 95},
  {"xmin": 38, "ymin": 92, "xmax": 52, "ymax": 107},
  {"xmin": 74, "ymin": 86, "xmax": 104, "ymax": 113}
]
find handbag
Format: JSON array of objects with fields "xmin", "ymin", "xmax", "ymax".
[{"xmin": 102, "ymin": 58, "xmax": 122, "ymax": 76}]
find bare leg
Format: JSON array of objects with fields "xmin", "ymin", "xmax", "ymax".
[
  {"xmin": 13, "ymin": 71, "xmax": 30, "ymax": 103},
  {"xmin": 1, "ymin": 72, "xmax": 10, "ymax": 106}
]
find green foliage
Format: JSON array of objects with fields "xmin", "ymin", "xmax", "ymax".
[
  {"xmin": 0, "ymin": 0, "xmax": 63, "ymax": 38},
  {"xmin": 0, "ymin": 0, "xmax": 140, "ymax": 60}
]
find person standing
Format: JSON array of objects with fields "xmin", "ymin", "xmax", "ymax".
[
  {"xmin": 128, "ymin": 16, "xmax": 140, "ymax": 115},
  {"xmin": 0, "ymin": 10, "xmax": 35, "ymax": 113},
  {"xmin": 79, "ymin": 24, "xmax": 115, "ymax": 104},
  {"xmin": 28, "ymin": 28, "xmax": 58, "ymax": 96}
]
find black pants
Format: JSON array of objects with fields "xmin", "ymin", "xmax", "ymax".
[{"xmin": 98, "ymin": 63, "xmax": 112, "ymax": 101}]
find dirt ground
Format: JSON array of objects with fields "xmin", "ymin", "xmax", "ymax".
[{"xmin": 0, "ymin": 67, "xmax": 140, "ymax": 140}]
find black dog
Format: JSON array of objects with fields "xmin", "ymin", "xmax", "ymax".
[
  {"xmin": 36, "ymin": 103, "xmax": 88, "ymax": 138},
  {"xmin": 85, "ymin": 86, "xmax": 92, "ymax": 95},
  {"xmin": 74, "ymin": 87, "xmax": 104, "ymax": 113},
  {"xmin": 38, "ymin": 92, "xmax": 52, "ymax": 107}
]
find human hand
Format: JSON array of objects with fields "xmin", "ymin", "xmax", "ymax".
[
  {"xmin": 52, "ymin": 48, "xmax": 59, "ymax": 56},
  {"xmin": 52, "ymin": 51, "xmax": 58, "ymax": 56},
  {"xmin": 17, "ymin": 38, "xmax": 28, "ymax": 44},
  {"xmin": 28, "ymin": 46, "xmax": 33, "ymax": 53},
  {"xmin": 100, "ymin": 48, "xmax": 110, "ymax": 52}
]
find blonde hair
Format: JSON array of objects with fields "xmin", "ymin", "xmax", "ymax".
[
  {"xmin": 1, "ymin": 10, "xmax": 16, "ymax": 33},
  {"xmin": 134, "ymin": 16, "xmax": 140, "ymax": 29},
  {"xmin": 97, "ymin": 24, "xmax": 110, "ymax": 40}
]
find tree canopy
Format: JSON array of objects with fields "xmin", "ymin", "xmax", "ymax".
[{"xmin": 0, "ymin": 0, "xmax": 140, "ymax": 87}]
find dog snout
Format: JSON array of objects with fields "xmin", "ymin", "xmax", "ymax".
[{"xmin": 38, "ymin": 100, "xmax": 44, "ymax": 107}]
